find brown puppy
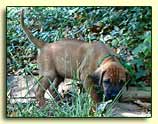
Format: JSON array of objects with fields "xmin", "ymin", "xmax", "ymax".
[{"xmin": 20, "ymin": 10, "xmax": 128, "ymax": 106}]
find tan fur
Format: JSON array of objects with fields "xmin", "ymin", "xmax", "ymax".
[
  {"xmin": 20, "ymin": 9, "xmax": 128, "ymax": 106},
  {"xmin": 101, "ymin": 59, "xmax": 127, "ymax": 85}
]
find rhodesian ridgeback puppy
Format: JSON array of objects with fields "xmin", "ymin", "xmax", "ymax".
[{"xmin": 20, "ymin": 9, "xmax": 128, "ymax": 107}]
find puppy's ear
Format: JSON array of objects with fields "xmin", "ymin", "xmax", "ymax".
[
  {"xmin": 98, "ymin": 71, "xmax": 105, "ymax": 86},
  {"xmin": 91, "ymin": 69, "xmax": 105, "ymax": 86}
]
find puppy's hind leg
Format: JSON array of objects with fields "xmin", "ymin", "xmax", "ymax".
[{"xmin": 36, "ymin": 71, "xmax": 56, "ymax": 107}]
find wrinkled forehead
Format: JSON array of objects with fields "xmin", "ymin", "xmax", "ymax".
[{"xmin": 103, "ymin": 69, "xmax": 126, "ymax": 83}]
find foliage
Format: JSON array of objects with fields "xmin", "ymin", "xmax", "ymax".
[{"xmin": 7, "ymin": 7, "xmax": 151, "ymax": 84}]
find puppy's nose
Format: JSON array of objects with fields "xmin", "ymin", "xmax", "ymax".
[
  {"xmin": 111, "ymin": 94, "xmax": 117, "ymax": 100},
  {"xmin": 105, "ymin": 94, "xmax": 114, "ymax": 100}
]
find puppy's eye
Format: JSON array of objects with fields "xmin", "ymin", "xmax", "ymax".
[
  {"xmin": 119, "ymin": 80, "xmax": 124, "ymax": 84},
  {"xmin": 104, "ymin": 79, "xmax": 110, "ymax": 84}
]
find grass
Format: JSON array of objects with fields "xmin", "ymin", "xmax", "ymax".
[
  {"xmin": 7, "ymin": 64, "xmax": 128, "ymax": 118},
  {"xmin": 7, "ymin": 89, "xmax": 95, "ymax": 117},
  {"xmin": 7, "ymin": 78, "xmax": 128, "ymax": 118},
  {"xmin": 7, "ymin": 68, "xmax": 95, "ymax": 117}
]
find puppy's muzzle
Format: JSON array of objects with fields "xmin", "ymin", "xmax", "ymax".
[{"xmin": 103, "ymin": 80, "xmax": 124, "ymax": 100}]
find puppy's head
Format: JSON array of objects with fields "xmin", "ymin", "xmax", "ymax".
[{"xmin": 92, "ymin": 61, "xmax": 129, "ymax": 101}]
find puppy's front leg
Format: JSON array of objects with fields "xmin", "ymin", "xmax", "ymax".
[
  {"xmin": 48, "ymin": 76, "xmax": 64, "ymax": 101},
  {"xmin": 82, "ymin": 76, "xmax": 101, "ymax": 113},
  {"xmin": 82, "ymin": 75, "xmax": 101, "ymax": 104}
]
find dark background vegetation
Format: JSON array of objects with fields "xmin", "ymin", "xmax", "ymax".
[
  {"xmin": 7, "ymin": 6, "xmax": 152, "ymax": 86},
  {"xmin": 6, "ymin": 7, "xmax": 151, "ymax": 117}
]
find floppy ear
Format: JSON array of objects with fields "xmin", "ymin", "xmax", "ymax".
[
  {"xmin": 91, "ymin": 69, "xmax": 105, "ymax": 86},
  {"xmin": 98, "ymin": 71, "xmax": 105, "ymax": 86}
]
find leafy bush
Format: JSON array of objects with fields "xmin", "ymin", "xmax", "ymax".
[{"xmin": 7, "ymin": 6, "xmax": 151, "ymax": 85}]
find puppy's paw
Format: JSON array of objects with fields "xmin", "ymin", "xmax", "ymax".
[{"xmin": 37, "ymin": 99, "xmax": 46, "ymax": 107}]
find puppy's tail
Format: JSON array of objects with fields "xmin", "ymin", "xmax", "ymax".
[{"xmin": 20, "ymin": 9, "xmax": 45, "ymax": 48}]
